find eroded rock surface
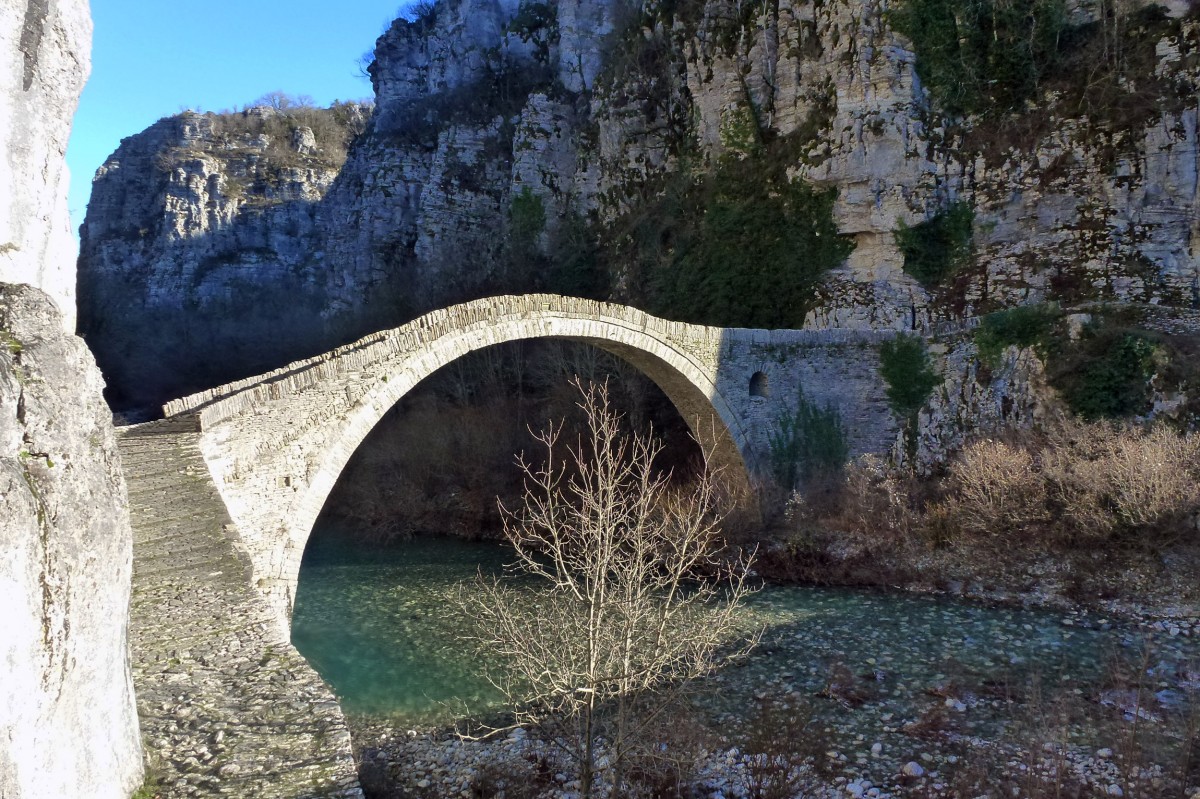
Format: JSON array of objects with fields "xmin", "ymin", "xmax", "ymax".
[
  {"xmin": 0, "ymin": 285, "xmax": 142, "ymax": 799},
  {"xmin": 77, "ymin": 0, "xmax": 1200, "ymax": 419},
  {"xmin": 1, "ymin": 0, "xmax": 143, "ymax": 795},
  {"xmin": 0, "ymin": 0, "xmax": 91, "ymax": 330}
]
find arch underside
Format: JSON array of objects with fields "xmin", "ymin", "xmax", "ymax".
[{"xmin": 271, "ymin": 320, "xmax": 752, "ymax": 617}]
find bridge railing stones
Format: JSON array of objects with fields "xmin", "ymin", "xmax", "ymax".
[
  {"xmin": 163, "ymin": 295, "xmax": 895, "ymax": 428},
  {"xmin": 165, "ymin": 296, "xmax": 712, "ymax": 425}
]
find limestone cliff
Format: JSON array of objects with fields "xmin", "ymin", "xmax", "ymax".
[
  {"xmin": 1, "ymin": 0, "xmax": 91, "ymax": 330},
  {"xmin": 0, "ymin": 0, "xmax": 143, "ymax": 796},
  {"xmin": 0, "ymin": 286, "xmax": 141, "ymax": 799},
  {"xmin": 78, "ymin": 102, "xmax": 370, "ymax": 410},
  {"xmin": 76, "ymin": 0, "xmax": 1200, "ymax": 426}
]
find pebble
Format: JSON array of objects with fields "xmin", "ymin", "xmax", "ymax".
[{"xmin": 901, "ymin": 761, "xmax": 925, "ymax": 778}]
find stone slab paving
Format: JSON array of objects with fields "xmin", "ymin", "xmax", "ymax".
[{"xmin": 119, "ymin": 422, "xmax": 363, "ymax": 798}]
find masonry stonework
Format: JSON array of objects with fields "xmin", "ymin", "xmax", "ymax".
[{"xmin": 162, "ymin": 295, "xmax": 899, "ymax": 625}]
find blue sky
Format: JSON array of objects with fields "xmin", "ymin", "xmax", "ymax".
[{"xmin": 65, "ymin": 0, "xmax": 405, "ymax": 239}]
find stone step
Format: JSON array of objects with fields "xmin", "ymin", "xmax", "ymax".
[{"xmin": 117, "ymin": 421, "xmax": 361, "ymax": 799}]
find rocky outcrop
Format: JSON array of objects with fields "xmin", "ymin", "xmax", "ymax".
[
  {"xmin": 1, "ymin": 2, "xmax": 143, "ymax": 796},
  {"xmin": 0, "ymin": 284, "xmax": 142, "ymax": 798},
  {"xmin": 0, "ymin": 0, "xmax": 91, "ymax": 330},
  {"xmin": 77, "ymin": 103, "xmax": 370, "ymax": 410},
  {"xmin": 76, "ymin": 0, "xmax": 1200, "ymax": 433}
]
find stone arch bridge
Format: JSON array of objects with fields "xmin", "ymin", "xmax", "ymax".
[{"xmin": 161, "ymin": 294, "xmax": 897, "ymax": 623}]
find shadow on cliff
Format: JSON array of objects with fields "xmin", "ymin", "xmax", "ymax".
[{"xmin": 75, "ymin": 153, "xmax": 426, "ymax": 415}]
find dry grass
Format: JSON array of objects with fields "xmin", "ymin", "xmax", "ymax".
[
  {"xmin": 1043, "ymin": 423, "xmax": 1200, "ymax": 546},
  {"xmin": 829, "ymin": 419, "xmax": 1200, "ymax": 553},
  {"xmin": 765, "ymin": 418, "xmax": 1200, "ymax": 602},
  {"xmin": 931, "ymin": 417, "xmax": 1200, "ymax": 547},
  {"xmin": 937, "ymin": 439, "xmax": 1051, "ymax": 541}
]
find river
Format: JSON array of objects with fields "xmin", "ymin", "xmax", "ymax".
[{"xmin": 291, "ymin": 531, "xmax": 1200, "ymax": 795}]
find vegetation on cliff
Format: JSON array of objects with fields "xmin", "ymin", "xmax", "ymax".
[
  {"xmin": 763, "ymin": 417, "xmax": 1200, "ymax": 606},
  {"xmin": 974, "ymin": 304, "xmax": 1200, "ymax": 424},
  {"xmin": 892, "ymin": 0, "xmax": 1195, "ymax": 144},
  {"xmin": 156, "ymin": 95, "xmax": 369, "ymax": 197},
  {"xmin": 604, "ymin": 142, "xmax": 853, "ymax": 329}
]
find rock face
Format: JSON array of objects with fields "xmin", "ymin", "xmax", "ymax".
[
  {"xmin": 0, "ymin": 1, "xmax": 143, "ymax": 796},
  {"xmin": 0, "ymin": 285, "xmax": 142, "ymax": 798},
  {"xmin": 0, "ymin": 0, "xmax": 91, "ymax": 330},
  {"xmin": 78, "ymin": 104, "xmax": 370, "ymax": 410},
  {"xmin": 77, "ymin": 0, "xmax": 1200, "ymax": 437}
]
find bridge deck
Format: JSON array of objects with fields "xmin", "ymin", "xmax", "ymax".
[{"xmin": 119, "ymin": 424, "xmax": 362, "ymax": 798}]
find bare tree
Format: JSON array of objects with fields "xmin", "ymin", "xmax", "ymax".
[{"xmin": 463, "ymin": 379, "xmax": 758, "ymax": 798}]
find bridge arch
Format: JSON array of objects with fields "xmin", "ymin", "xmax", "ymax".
[
  {"xmin": 172, "ymin": 296, "xmax": 756, "ymax": 622},
  {"xmin": 286, "ymin": 313, "xmax": 752, "ymax": 585}
]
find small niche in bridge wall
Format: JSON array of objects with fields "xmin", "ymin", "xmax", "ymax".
[{"xmin": 749, "ymin": 371, "xmax": 770, "ymax": 398}]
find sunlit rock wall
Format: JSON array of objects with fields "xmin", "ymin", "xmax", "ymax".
[
  {"xmin": 0, "ymin": 1, "xmax": 143, "ymax": 797},
  {"xmin": 0, "ymin": 0, "xmax": 90, "ymax": 329},
  {"xmin": 77, "ymin": 0, "xmax": 1199, "ymax": 460}
]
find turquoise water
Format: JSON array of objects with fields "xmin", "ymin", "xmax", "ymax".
[
  {"xmin": 291, "ymin": 534, "xmax": 515, "ymax": 723},
  {"xmin": 291, "ymin": 534, "xmax": 1199, "ymax": 739}
]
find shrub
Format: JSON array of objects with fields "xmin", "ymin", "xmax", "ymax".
[
  {"xmin": 608, "ymin": 134, "xmax": 853, "ymax": 329},
  {"xmin": 401, "ymin": 0, "xmax": 438, "ymax": 27},
  {"xmin": 888, "ymin": 0, "xmax": 1069, "ymax": 117},
  {"xmin": 805, "ymin": 455, "xmax": 921, "ymax": 546},
  {"xmin": 500, "ymin": 187, "xmax": 547, "ymax": 289},
  {"xmin": 768, "ymin": 391, "xmax": 849, "ymax": 490},
  {"xmin": 733, "ymin": 700, "xmax": 821, "ymax": 799},
  {"xmin": 974, "ymin": 303, "xmax": 1063, "ymax": 367},
  {"xmin": 931, "ymin": 421, "xmax": 1200, "ymax": 549},
  {"xmin": 544, "ymin": 211, "xmax": 606, "ymax": 299},
  {"xmin": 879, "ymin": 334, "xmax": 941, "ymax": 418},
  {"xmin": 505, "ymin": 0, "xmax": 557, "ymax": 61},
  {"xmin": 895, "ymin": 201, "xmax": 974, "ymax": 289},
  {"xmin": 508, "ymin": 188, "xmax": 545, "ymax": 249},
  {"xmin": 646, "ymin": 156, "xmax": 853, "ymax": 328},
  {"xmin": 1052, "ymin": 329, "xmax": 1161, "ymax": 420},
  {"xmin": 930, "ymin": 439, "xmax": 1050, "ymax": 540},
  {"xmin": 1041, "ymin": 421, "xmax": 1200, "ymax": 546}
]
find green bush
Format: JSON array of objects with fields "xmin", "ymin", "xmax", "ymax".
[
  {"xmin": 973, "ymin": 303, "xmax": 1063, "ymax": 366},
  {"xmin": 509, "ymin": 188, "xmax": 545, "ymax": 251},
  {"xmin": 506, "ymin": 0, "xmax": 557, "ymax": 61},
  {"xmin": 879, "ymin": 335, "xmax": 940, "ymax": 418},
  {"xmin": 658, "ymin": 172, "xmax": 849, "ymax": 327},
  {"xmin": 1053, "ymin": 330, "xmax": 1161, "ymax": 420},
  {"xmin": 545, "ymin": 211, "xmax": 606, "ymax": 299},
  {"xmin": 499, "ymin": 188, "xmax": 549, "ymax": 290},
  {"xmin": 769, "ymin": 391, "xmax": 849, "ymax": 489},
  {"xmin": 895, "ymin": 202, "xmax": 974, "ymax": 289},
  {"xmin": 623, "ymin": 145, "xmax": 852, "ymax": 328},
  {"xmin": 888, "ymin": 0, "xmax": 1069, "ymax": 117}
]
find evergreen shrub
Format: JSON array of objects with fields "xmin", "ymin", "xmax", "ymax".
[{"xmin": 895, "ymin": 202, "xmax": 974, "ymax": 289}]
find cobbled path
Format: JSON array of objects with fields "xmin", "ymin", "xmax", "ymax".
[{"xmin": 119, "ymin": 421, "xmax": 363, "ymax": 798}]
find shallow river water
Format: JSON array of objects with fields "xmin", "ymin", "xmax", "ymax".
[{"xmin": 291, "ymin": 533, "xmax": 1199, "ymax": 758}]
